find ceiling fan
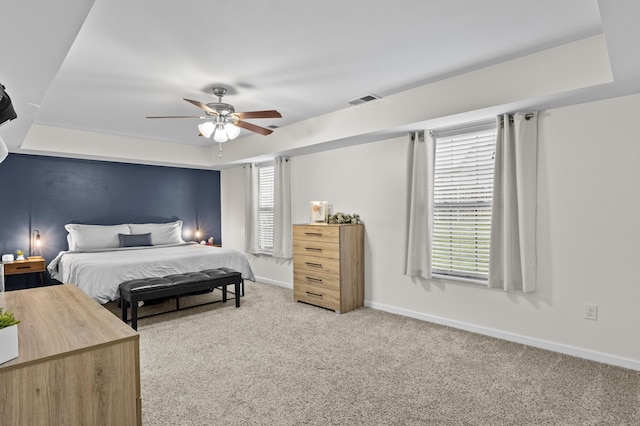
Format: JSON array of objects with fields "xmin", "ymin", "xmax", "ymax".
[{"xmin": 146, "ymin": 87, "xmax": 282, "ymax": 142}]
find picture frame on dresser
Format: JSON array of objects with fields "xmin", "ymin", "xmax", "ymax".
[{"xmin": 310, "ymin": 201, "xmax": 329, "ymax": 223}]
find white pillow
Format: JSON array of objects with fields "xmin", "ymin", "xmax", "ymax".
[
  {"xmin": 128, "ymin": 220, "xmax": 184, "ymax": 246},
  {"xmin": 65, "ymin": 223, "xmax": 131, "ymax": 251}
]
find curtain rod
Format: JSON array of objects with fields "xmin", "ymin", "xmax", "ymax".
[
  {"xmin": 413, "ymin": 112, "xmax": 536, "ymax": 139},
  {"xmin": 501, "ymin": 112, "xmax": 536, "ymax": 123},
  {"xmin": 410, "ymin": 130, "xmax": 425, "ymax": 142}
]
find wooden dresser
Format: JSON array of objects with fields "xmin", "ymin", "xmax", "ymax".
[
  {"xmin": 293, "ymin": 223, "xmax": 364, "ymax": 313},
  {"xmin": 0, "ymin": 285, "xmax": 141, "ymax": 426}
]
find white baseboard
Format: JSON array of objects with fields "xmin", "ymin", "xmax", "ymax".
[
  {"xmin": 364, "ymin": 300, "xmax": 640, "ymax": 372},
  {"xmin": 254, "ymin": 276, "xmax": 292, "ymax": 289}
]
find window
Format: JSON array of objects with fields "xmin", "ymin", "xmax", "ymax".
[
  {"xmin": 432, "ymin": 125, "xmax": 497, "ymax": 281},
  {"xmin": 257, "ymin": 163, "xmax": 274, "ymax": 252}
]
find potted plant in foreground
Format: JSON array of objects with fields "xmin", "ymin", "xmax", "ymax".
[{"xmin": 0, "ymin": 308, "xmax": 20, "ymax": 364}]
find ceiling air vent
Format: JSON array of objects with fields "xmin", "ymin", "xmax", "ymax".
[{"xmin": 347, "ymin": 93, "xmax": 381, "ymax": 106}]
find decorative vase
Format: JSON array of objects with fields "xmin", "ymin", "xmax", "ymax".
[
  {"xmin": 0, "ymin": 324, "xmax": 19, "ymax": 364},
  {"xmin": 16, "ymin": 255, "xmax": 24, "ymax": 261}
]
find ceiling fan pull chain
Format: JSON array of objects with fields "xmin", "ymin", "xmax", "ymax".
[{"xmin": 219, "ymin": 142, "xmax": 223, "ymax": 158}]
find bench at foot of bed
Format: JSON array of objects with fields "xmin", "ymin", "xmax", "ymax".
[{"xmin": 118, "ymin": 267, "xmax": 243, "ymax": 330}]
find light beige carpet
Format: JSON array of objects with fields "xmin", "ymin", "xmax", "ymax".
[{"xmin": 105, "ymin": 282, "xmax": 640, "ymax": 426}]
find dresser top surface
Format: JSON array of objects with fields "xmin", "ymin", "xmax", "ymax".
[
  {"xmin": 0, "ymin": 285, "xmax": 138, "ymax": 370},
  {"xmin": 294, "ymin": 223, "xmax": 363, "ymax": 226}
]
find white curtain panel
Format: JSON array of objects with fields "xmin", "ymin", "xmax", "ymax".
[
  {"xmin": 0, "ymin": 136, "xmax": 8, "ymax": 163},
  {"xmin": 489, "ymin": 112, "xmax": 538, "ymax": 292},
  {"xmin": 273, "ymin": 157, "xmax": 292, "ymax": 259},
  {"xmin": 244, "ymin": 164, "xmax": 259, "ymax": 254},
  {"xmin": 404, "ymin": 131, "xmax": 435, "ymax": 279}
]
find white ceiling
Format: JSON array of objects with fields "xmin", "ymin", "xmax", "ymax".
[{"xmin": 2, "ymin": 0, "xmax": 639, "ymax": 169}]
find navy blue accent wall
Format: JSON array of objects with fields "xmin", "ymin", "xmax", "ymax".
[{"xmin": 0, "ymin": 154, "xmax": 221, "ymax": 268}]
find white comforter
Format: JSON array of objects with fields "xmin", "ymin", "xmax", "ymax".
[{"xmin": 47, "ymin": 243, "xmax": 255, "ymax": 304}]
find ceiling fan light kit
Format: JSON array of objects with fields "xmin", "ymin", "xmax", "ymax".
[
  {"xmin": 197, "ymin": 118, "xmax": 241, "ymax": 142},
  {"xmin": 147, "ymin": 86, "xmax": 282, "ymax": 157}
]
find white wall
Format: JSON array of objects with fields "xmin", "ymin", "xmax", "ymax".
[{"xmin": 221, "ymin": 92, "xmax": 640, "ymax": 370}]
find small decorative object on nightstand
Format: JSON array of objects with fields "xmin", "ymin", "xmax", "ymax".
[{"xmin": 15, "ymin": 250, "xmax": 24, "ymax": 261}]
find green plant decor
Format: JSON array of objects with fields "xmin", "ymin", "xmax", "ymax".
[
  {"xmin": 0, "ymin": 308, "xmax": 20, "ymax": 329},
  {"xmin": 328, "ymin": 212, "xmax": 361, "ymax": 224},
  {"xmin": 15, "ymin": 249, "xmax": 24, "ymax": 257}
]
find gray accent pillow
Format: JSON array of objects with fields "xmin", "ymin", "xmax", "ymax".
[{"xmin": 118, "ymin": 233, "xmax": 152, "ymax": 248}]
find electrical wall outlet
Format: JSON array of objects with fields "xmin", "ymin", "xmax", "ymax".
[{"xmin": 584, "ymin": 304, "xmax": 598, "ymax": 321}]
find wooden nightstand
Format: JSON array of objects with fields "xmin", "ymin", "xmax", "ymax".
[{"xmin": 2, "ymin": 256, "xmax": 46, "ymax": 286}]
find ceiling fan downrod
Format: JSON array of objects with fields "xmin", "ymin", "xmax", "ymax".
[{"xmin": 212, "ymin": 87, "xmax": 227, "ymax": 102}]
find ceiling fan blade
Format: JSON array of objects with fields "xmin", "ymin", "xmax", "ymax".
[
  {"xmin": 183, "ymin": 98, "xmax": 219, "ymax": 116},
  {"xmin": 233, "ymin": 110, "xmax": 282, "ymax": 119},
  {"xmin": 146, "ymin": 115, "xmax": 206, "ymax": 119},
  {"xmin": 235, "ymin": 120, "xmax": 273, "ymax": 136}
]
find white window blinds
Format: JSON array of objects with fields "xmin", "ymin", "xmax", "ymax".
[
  {"xmin": 258, "ymin": 164, "xmax": 274, "ymax": 252},
  {"xmin": 432, "ymin": 126, "xmax": 497, "ymax": 281}
]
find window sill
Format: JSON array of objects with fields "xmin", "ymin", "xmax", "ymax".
[{"xmin": 430, "ymin": 273, "xmax": 488, "ymax": 288}]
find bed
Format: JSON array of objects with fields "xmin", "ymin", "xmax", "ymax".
[{"xmin": 46, "ymin": 221, "xmax": 255, "ymax": 304}]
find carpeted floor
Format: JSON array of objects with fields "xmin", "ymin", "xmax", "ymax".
[{"xmin": 105, "ymin": 282, "xmax": 640, "ymax": 426}]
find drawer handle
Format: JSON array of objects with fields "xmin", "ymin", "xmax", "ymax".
[
  {"xmin": 16, "ymin": 266, "xmax": 32, "ymax": 270},
  {"xmin": 304, "ymin": 247, "xmax": 322, "ymax": 252},
  {"xmin": 304, "ymin": 262, "xmax": 323, "ymax": 268},
  {"xmin": 305, "ymin": 277, "xmax": 323, "ymax": 283},
  {"xmin": 306, "ymin": 291, "xmax": 323, "ymax": 298},
  {"xmin": 304, "ymin": 232, "xmax": 323, "ymax": 237}
]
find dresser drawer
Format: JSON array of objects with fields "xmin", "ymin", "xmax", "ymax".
[
  {"xmin": 294, "ymin": 254, "xmax": 340, "ymax": 276},
  {"xmin": 293, "ymin": 225, "xmax": 339, "ymax": 243},
  {"xmin": 294, "ymin": 269, "xmax": 340, "ymax": 292},
  {"xmin": 293, "ymin": 281, "xmax": 340, "ymax": 311},
  {"xmin": 293, "ymin": 240, "xmax": 339, "ymax": 259},
  {"xmin": 3, "ymin": 260, "xmax": 46, "ymax": 275}
]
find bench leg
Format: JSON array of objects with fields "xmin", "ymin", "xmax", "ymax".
[
  {"xmin": 121, "ymin": 298, "xmax": 128, "ymax": 323},
  {"xmin": 131, "ymin": 300, "xmax": 138, "ymax": 331},
  {"xmin": 241, "ymin": 279, "xmax": 244, "ymax": 297},
  {"xmin": 235, "ymin": 280, "xmax": 241, "ymax": 307},
  {"xmin": 222, "ymin": 284, "xmax": 227, "ymax": 303}
]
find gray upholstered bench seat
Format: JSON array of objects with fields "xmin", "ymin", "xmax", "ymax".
[{"xmin": 119, "ymin": 267, "xmax": 243, "ymax": 330}]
